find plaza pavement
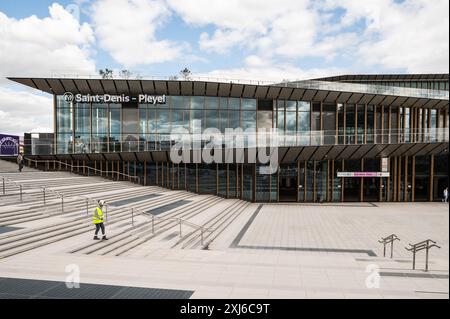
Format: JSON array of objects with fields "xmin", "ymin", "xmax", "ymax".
[{"xmin": 0, "ymin": 159, "xmax": 448, "ymax": 299}]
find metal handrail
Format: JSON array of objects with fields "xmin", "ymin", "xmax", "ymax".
[
  {"xmin": 1, "ymin": 176, "xmax": 24, "ymax": 202},
  {"xmin": 405, "ymin": 239, "xmax": 441, "ymax": 271},
  {"xmin": 130, "ymin": 206, "xmax": 212, "ymax": 241},
  {"xmin": 23, "ymin": 157, "xmax": 140, "ymax": 184},
  {"xmin": 378, "ymin": 234, "xmax": 400, "ymax": 258}
]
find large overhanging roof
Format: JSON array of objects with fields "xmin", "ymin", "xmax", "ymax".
[
  {"xmin": 313, "ymin": 73, "xmax": 450, "ymax": 82},
  {"xmin": 27, "ymin": 142, "xmax": 449, "ymax": 164},
  {"xmin": 7, "ymin": 77, "xmax": 449, "ymax": 109}
]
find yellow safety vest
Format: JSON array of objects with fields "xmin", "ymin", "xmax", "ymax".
[{"xmin": 93, "ymin": 207, "xmax": 104, "ymax": 224}]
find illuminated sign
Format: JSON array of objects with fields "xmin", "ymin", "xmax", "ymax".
[{"xmin": 337, "ymin": 172, "xmax": 390, "ymax": 178}]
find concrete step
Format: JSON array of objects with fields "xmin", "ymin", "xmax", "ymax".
[{"xmin": 0, "ymin": 191, "xmax": 195, "ymax": 259}]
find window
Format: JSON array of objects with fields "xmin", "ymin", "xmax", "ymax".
[{"xmin": 323, "ymin": 103, "xmax": 336, "ymax": 145}]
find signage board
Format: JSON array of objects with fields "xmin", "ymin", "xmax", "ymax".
[
  {"xmin": 0, "ymin": 134, "xmax": 19, "ymax": 156},
  {"xmin": 337, "ymin": 172, "xmax": 390, "ymax": 178}
]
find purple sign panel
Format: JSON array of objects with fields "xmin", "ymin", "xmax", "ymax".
[{"xmin": 0, "ymin": 134, "xmax": 19, "ymax": 156}]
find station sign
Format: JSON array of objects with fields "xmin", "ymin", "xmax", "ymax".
[{"xmin": 63, "ymin": 92, "xmax": 166, "ymax": 104}]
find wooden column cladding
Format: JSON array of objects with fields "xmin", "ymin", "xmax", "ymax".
[
  {"xmin": 144, "ymin": 160, "xmax": 147, "ymax": 186},
  {"xmin": 427, "ymin": 109, "xmax": 432, "ymax": 143},
  {"xmin": 303, "ymin": 161, "xmax": 307, "ymax": 202},
  {"xmin": 313, "ymin": 161, "xmax": 317, "ymax": 202},
  {"xmin": 421, "ymin": 108, "xmax": 426, "ymax": 142},
  {"xmin": 277, "ymin": 165, "xmax": 280, "ymax": 202},
  {"xmin": 387, "ymin": 158, "xmax": 391, "ymax": 202},
  {"xmin": 331, "ymin": 160, "xmax": 335, "ymax": 202},
  {"xmin": 364, "ymin": 104, "xmax": 368, "ymax": 144},
  {"xmin": 343, "ymin": 104, "xmax": 346, "ymax": 144},
  {"xmin": 216, "ymin": 163, "xmax": 219, "ymax": 196},
  {"xmin": 341, "ymin": 160, "xmax": 345, "ymax": 202},
  {"xmin": 335, "ymin": 104, "xmax": 339, "ymax": 145},
  {"xmin": 393, "ymin": 157, "xmax": 397, "ymax": 201},
  {"xmin": 252, "ymin": 165, "xmax": 256, "ymax": 202},
  {"xmin": 379, "ymin": 159, "xmax": 383, "ymax": 202},
  {"xmin": 360, "ymin": 159, "xmax": 364, "ymax": 202},
  {"xmin": 355, "ymin": 104, "xmax": 358, "ymax": 144},
  {"xmin": 226, "ymin": 163, "xmax": 230, "ymax": 198},
  {"xmin": 297, "ymin": 161, "xmax": 300, "ymax": 202},
  {"xmin": 411, "ymin": 156, "xmax": 416, "ymax": 202},
  {"xmin": 380, "ymin": 105, "xmax": 384, "ymax": 143},
  {"xmin": 326, "ymin": 159, "xmax": 330, "ymax": 202},
  {"xmin": 404, "ymin": 156, "xmax": 408, "ymax": 202},
  {"xmin": 195, "ymin": 163, "xmax": 198, "ymax": 193},
  {"xmin": 429, "ymin": 155, "xmax": 434, "ymax": 202},
  {"xmin": 397, "ymin": 156, "xmax": 402, "ymax": 201},
  {"xmin": 397, "ymin": 108, "xmax": 401, "ymax": 143}
]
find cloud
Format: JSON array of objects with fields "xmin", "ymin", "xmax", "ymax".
[
  {"xmin": 169, "ymin": 0, "xmax": 449, "ymax": 73},
  {"xmin": 324, "ymin": 0, "xmax": 450, "ymax": 73},
  {"xmin": 168, "ymin": 0, "xmax": 357, "ymax": 61},
  {"xmin": 0, "ymin": 3, "xmax": 97, "ymax": 135},
  {"xmin": 197, "ymin": 56, "xmax": 347, "ymax": 83},
  {"xmin": 0, "ymin": 86, "xmax": 53, "ymax": 135},
  {"xmin": 90, "ymin": 0, "xmax": 183, "ymax": 67},
  {"xmin": 0, "ymin": 3, "xmax": 96, "ymax": 78}
]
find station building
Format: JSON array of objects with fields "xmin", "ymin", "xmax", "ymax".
[{"xmin": 8, "ymin": 74, "xmax": 449, "ymax": 202}]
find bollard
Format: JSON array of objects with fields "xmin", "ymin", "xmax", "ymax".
[
  {"xmin": 61, "ymin": 194, "xmax": 64, "ymax": 214},
  {"xmin": 20, "ymin": 185, "xmax": 23, "ymax": 202},
  {"xmin": 105, "ymin": 204, "xmax": 108, "ymax": 222},
  {"xmin": 43, "ymin": 188, "xmax": 46, "ymax": 206},
  {"xmin": 86, "ymin": 198, "xmax": 89, "ymax": 216},
  {"xmin": 2, "ymin": 177, "xmax": 5, "ymax": 195},
  {"xmin": 131, "ymin": 208, "xmax": 134, "ymax": 226},
  {"xmin": 179, "ymin": 219, "xmax": 182, "ymax": 237}
]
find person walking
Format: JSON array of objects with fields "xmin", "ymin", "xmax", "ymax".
[
  {"xmin": 444, "ymin": 187, "xmax": 449, "ymax": 203},
  {"xmin": 93, "ymin": 200, "xmax": 108, "ymax": 240},
  {"xmin": 17, "ymin": 153, "xmax": 24, "ymax": 172}
]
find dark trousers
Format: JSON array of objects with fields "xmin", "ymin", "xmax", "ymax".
[{"xmin": 94, "ymin": 223, "xmax": 105, "ymax": 236}]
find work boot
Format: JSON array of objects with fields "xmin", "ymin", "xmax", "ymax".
[
  {"xmin": 93, "ymin": 236, "xmax": 100, "ymax": 240},
  {"xmin": 102, "ymin": 235, "xmax": 108, "ymax": 240}
]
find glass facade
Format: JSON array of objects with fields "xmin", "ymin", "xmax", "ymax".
[
  {"xmin": 56, "ymin": 95, "xmax": 445, "ymax": 153},
  {"xmin": 49, "ymin": 88, "xmax": 449, "ymax": 203}
]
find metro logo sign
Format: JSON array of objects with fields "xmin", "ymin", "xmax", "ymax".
[{"xmin": 0, "ymin": 134, "xmax": 19, "ymax": 156}]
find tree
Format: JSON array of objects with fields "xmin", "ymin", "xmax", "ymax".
[
  {"xmin": 120, "ymin": 69, "xmax": 133, "ymax": 79},
  {"xmin": 99, "ymin": 68, "xmax": 113, "ymax": 79},
  {"xmin": 179, "ymin": 67, "xmax": 192, "ymax": 80}
]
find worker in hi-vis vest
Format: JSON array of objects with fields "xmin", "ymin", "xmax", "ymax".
[{"xmin": 93, "ymin": 200, "xmax": 108, "ymax": 240}]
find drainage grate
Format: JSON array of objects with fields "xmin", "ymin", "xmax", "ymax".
[
  {"xmin": 109, "ymin": 194, "xmax": 162, "ymax": 207},
  {"xmin": 0, "ymin": 277, "xmax": 194, "ymax": 299},
  {"xmin": 145, "ymin": 200, "xmax": 191, "ymax": 216},
  {"xmin": 380, "ymin": 272, "xmax": 449, "ymax": 279}
]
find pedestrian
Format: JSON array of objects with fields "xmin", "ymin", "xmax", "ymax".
[
  {"xmin": 444, "ymin": 187, "xmax": 448, "ymax": 203},
  {"xmin": 93, "ymin": 200, "xmax": 108, "ymax": 240},
  {"xmin": 17, "ymin": 153, "xmax": 24, "ymax": 172}
]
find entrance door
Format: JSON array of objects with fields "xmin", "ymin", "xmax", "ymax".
[
  {"xmin": 344, "ymin": 178, "xmax": 360, "ymax": 202},
  {"xmin": 363, "ymin": 177, "xmax": 379, "ymax": 201},
  {"xmin": 279, "ymin": 165, "xmax": 297, "ymax": 201}
]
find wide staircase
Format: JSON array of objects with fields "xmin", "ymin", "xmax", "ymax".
[{"xmin": 0, "ymin": 158, "xmax": 255, "ymax": 260}]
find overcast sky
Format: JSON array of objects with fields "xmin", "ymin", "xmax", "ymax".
[{"xmin": 0, "ymin": 0, "xmax": 449, "ymax": 136}]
